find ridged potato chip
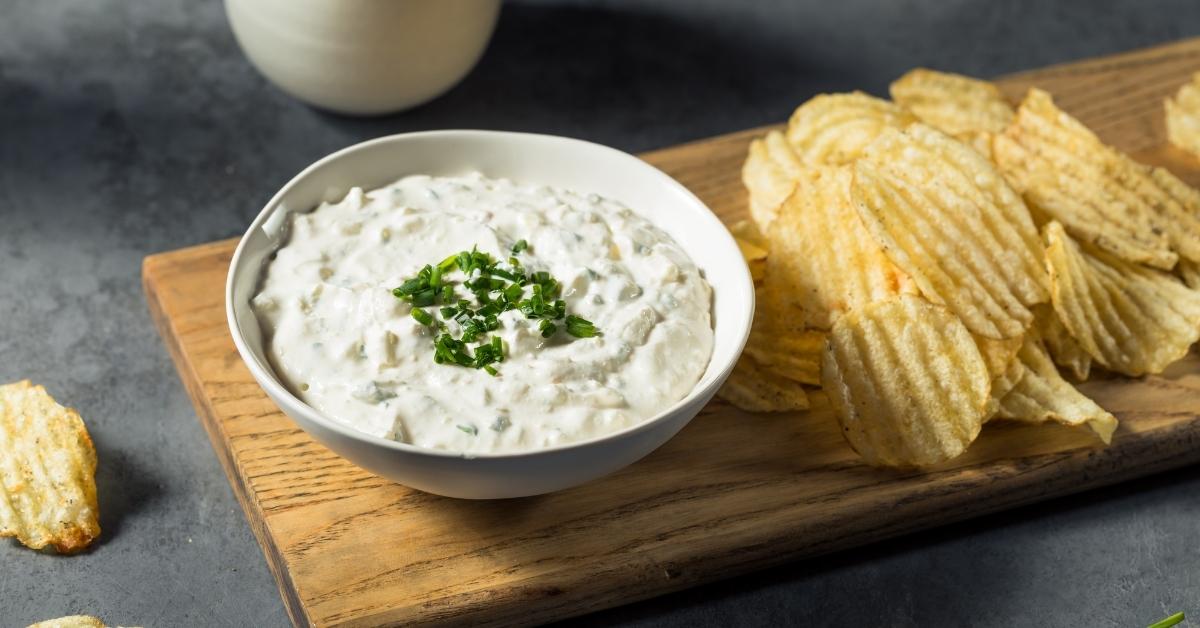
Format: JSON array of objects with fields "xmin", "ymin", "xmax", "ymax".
[
  {"xmin": 822, "ymin": 296, "xmax": 990, "ymax": 468},
  {"xmin": 1044, "ymin": 221, "xmax": 1200, "ymax": 376},
  {"xmin": 786, "ymin": 92, "xmax": 916, "ymax": 166},
  {"xmin": 852, "ymin": 123, "xmax": 1049, "ymax": 339},
  {"xmin": 993, "ymin": 89, "xmax": 1177, "ymax": 269},
  {"xmin": 742, "ymin": 320, "xmax": 825, "ymax": 386},
  {"xmin": 1166, "ymin": 72, "xmax": 1200, "ymax": 158},
  {"xmin": 889, "ymin": 68, "xmax": 1014, "ymax": 139},
  {"xmin": 967, "ymin": 131, "xmax": 997, "ymax": 161},
  {"xmin": 735, "ymin": 237, "xmax": 768, "ymax": 282},
  {"xmin": 718, "ymin": 355, "xmax": 809, "ymax": 412},
  {"xmin": 994, "ymin": 331, "xmax": 1118, "ymax": 444},
  {"xmin": 728, "ymin": 219, "xmax": 766, "ymax": 248},
  {"xmin": 975, "ymin": 334, "xmax": 1024, "ymax": 382},
  {"xmin": 989, "ymin": 346, "xmax": 1026, "ymax": 403},
  {"xmin": 1032, "ymin": 304, "xmax": 1091, "ymax": 380},
  {"xmin": 764, "ymin": 166, "xmax": 917, "ymax": 329},
  {"xmin": 1147, "ymin": 165, "xmax": 1200, "ymax": 262},
  {"xmin": 0, "ymin": 380, "xmax": 100, "ymax": 554},
  {"xmin": 1179, "ymin": 257, "xmax": 1200, "ymax": 290},
  {"xmin": 27, "ymin": 616, "xmax": 107, "ymax": 628},
  {"xmin": 742, "ymin": 130, "xmax": 804, "ymax": 229}
]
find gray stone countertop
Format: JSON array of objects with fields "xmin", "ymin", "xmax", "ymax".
[{"xmin": 3, "ymin": 1, "xmax": 1199, "ymax": 626}]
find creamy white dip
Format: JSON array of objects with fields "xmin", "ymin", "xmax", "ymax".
[{"xmin": 251, "ymin": 173, "xmax": 714, "ymax": 454}]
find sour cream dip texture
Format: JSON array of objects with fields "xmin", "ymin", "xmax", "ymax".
[{"xmin": 251, "ymin": 173, "xmax": 715, "ymax": 454}]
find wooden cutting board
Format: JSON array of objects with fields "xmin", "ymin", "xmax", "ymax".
[{"xmin": 144, "ymin": 38, "xmax": 1200, "ymax": 628}]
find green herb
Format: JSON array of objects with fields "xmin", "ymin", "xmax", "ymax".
[
  {"xmin": 490, "ymin": 416, "xmax": 511, "ymax": 432},
  {"xmin": 410, "ymin": 307, "xmax": 434, "ymax": 326},
  {"xmin": 565, "ymin": 314, "xmax": 600, "ymax": 338},
  {"xmin": 457, "ymin": 424, "xmax": 478, "ymax": 436},
  {"xmin": 392, "ymin": 245, "xmax": 602, "ymax": 374},
  {"xmin": 1148, "ymin": 612, "xmax": 1185, "ymax": 628}
]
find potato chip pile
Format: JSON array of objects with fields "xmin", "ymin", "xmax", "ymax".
[{"xmin": 722, "ymin": 68, "xmax": 1200, "ymax": 468}]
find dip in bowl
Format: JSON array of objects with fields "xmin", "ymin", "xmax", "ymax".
[{"xmin": 227, "ymin": 131, "xmax": 753, "ymax": 498}]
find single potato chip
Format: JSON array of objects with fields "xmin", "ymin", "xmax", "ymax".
[
  {"xmin": 0, "ymin": 380, "xmax": 100, "ymax": 554},
  {"xmin": 1147, "ymin": 165, "xmax": 1200, "ymax": 263},
  {"xmin": 743, "ymin": 130, "xmax": 804, "ymax": 229},
  {"xmin": 852, "ymin": 123, "xmax": 1049, "ymax": 339},
  {"xmin": 966, "ymin": 130, "xmax": 997, "ymax": 160},
  {"xmin": 1032, "ymin": 304, "xmax": 1092, "ymax": 380},
  {"xmin": 822, "ymin": 296, "xmax": 990, "ymax": 468},
  {"xmin": 1043, "ymin": 221, "xmax": 1200, "ymax": 376},
  {"xmin": 994, "ymin": 331, "xmax": 1118, "ymax": 444},
  {"xmin": 993, "ymin": 88, "xmax": 1177, "ymax": 269},
  {"xmin": 975, "ymin": 334, "xmax": 1024, "ymax": 382},
  {"xmin": 1178, "ymin": 257, "xmax": 1200, "ymax": 290},
  {"xmin": 764, "ymin": 166, "xmax": 917, "ymax": 329},
  {"xmin": 989, "ymin": 345, "xmax": 1026, "ymax": 404},
  {"xmin": 742, "ymin": 323, "xmax": 825, "ymax": 386},
  {"xmin": 27, "ymin": 616, "xmax": 107, "ymax": 628},
  {"xmin": 785, "ymin": 92, "xmax": 916, "ymax": 166},
  {"xmin": 889, "ymin": 68, "xmax": 1014, "ymax": 138},
  {"xmin": 718, "ymin": 355, "xmax": 810, "ymax": 412},
  {"xmin": 728, "ymin": 219, "xmax": 766, "ymax": 249},
  {"xmin": 1166, "ymin": 72, "xmax": 1200, "ymax": 158},
  {"xmin": 730, "ymin": 219, "xmax": 769, "ymax": 282},
  {"xmin": 735, "ymin": 237, "xmax": 768, "ymax": 282}
]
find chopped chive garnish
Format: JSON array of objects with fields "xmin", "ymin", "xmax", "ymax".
[
  {"xmin": 410, "ymin": 307, "xmax": 434, "ymax": 326},
  {"xmin": 565, "ymin": 314, "xmax": 600, "ymax": 338},
  {"xmin": 1148, "ymin": 612, "xmax": 1185, "ymax": 628},
  {"xmin": 457, "ymin": 424, "xmax": 478, "ymax": 436},
  {"xmin": 391, "ymin": 245, "xmax": 602, "ymax": 374},
  {"xmin": 487, "ymin": 266, "xmax": 519, "ymax": 281}
]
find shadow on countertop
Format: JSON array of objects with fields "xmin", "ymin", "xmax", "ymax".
[
  {"xmin": 555, "ymin": 462, "xmax": 1200, "ymax": 626},
  {"xmin": 92, "ymin": 432, "xmax": 165, "ymax": 548}
]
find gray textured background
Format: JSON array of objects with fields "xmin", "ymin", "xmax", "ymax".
[{"xmin": 3, "ymin": 1, "xmax": 1200, "ymax": 626}]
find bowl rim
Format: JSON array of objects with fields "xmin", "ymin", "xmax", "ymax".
[{"xmin": 225, "ymin": 129, "xmax": 754, "ymax": 460}]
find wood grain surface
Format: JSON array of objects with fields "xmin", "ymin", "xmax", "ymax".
[{"xmin": 144, "ymin": 38, "xmax": 1200, "ymax": 628}]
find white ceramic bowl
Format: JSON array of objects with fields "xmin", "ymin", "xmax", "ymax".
[
  {"xmin": 226, "ymin": 130, "xmax": 754, "ymax": 498},
  {"xmin": 225, "ymin": 0, "xmax": 501, "ymax": 115}
]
